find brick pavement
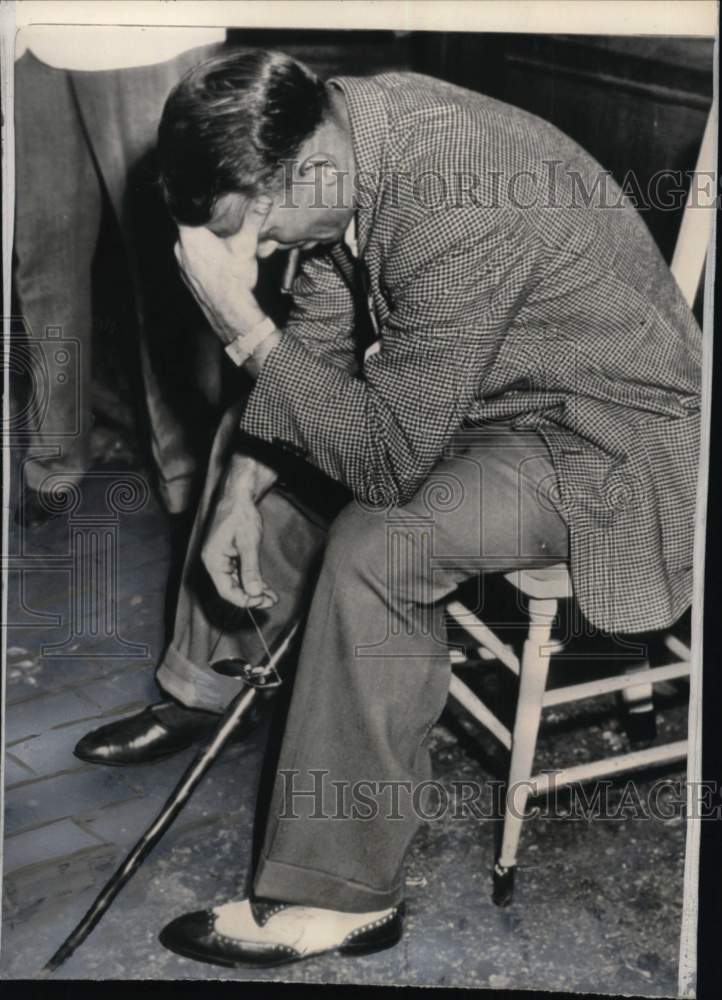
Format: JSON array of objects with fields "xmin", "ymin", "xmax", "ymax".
[{"xmin": 3, "ymin": 468, "xmax": 181, "ymax": 919}]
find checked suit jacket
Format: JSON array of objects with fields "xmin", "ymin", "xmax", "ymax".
[{"xmin": 240, "ymin": 72, "xmax": 702, "ymax": 635}]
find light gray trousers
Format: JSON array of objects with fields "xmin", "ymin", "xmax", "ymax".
[
  {"xmin": 14, "ymin": 46, "xmax": 222, "ymax": 512},
  {"xmin": 157, "ymin": 404, "xmax": 569, "ymax": 911}
]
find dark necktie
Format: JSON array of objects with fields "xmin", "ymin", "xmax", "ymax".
[{"xmin": 328, "ymin": 242, "xmax": 378, "ymax": 363}]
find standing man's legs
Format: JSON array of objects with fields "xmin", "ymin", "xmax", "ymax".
[
  {"xmin": 70, "ymin": 44, "xmax": 225, "ymax": 515},
  {"xmin": 13, "ymin": 52, "xmax": 101, "ymax": 502}
]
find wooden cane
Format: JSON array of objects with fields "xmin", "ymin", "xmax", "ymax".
[
  {"xmin": 38, "ymin": 612, "xmax": 292, "ymax": 976},
  {"xmin": 37, "ymin": 683, "xmax": 260, "ymax": 976}
]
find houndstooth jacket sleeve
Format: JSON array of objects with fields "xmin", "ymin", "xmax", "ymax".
[
  {"xmin": 241, "ymin": 220, "xmax": 508, "ymax": 508},
  {"xmin": 282, "ymin": 250, "xmax": 357, "ymax": 375}
]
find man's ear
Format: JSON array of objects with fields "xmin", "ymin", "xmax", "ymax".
[{"xmin": 299, "ymin": 153, "xmax": 337, "ymax": 184}]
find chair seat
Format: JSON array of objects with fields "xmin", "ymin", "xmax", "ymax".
[{"xmin": 504, "ymin": 562, "xmax": 572, "ymax": 600}]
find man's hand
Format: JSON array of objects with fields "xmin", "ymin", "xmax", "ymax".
[
  {"xmin": 201, "ymin": 492, "xmax": 278, "ymax": 610},
  {"xmin": 175, "ymin": 198, "xmax": 272, "ymax": 345}
]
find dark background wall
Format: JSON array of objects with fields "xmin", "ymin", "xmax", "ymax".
[{"xmin": 415, "ymin": 33, "xmax": 713, "ymax": 265}]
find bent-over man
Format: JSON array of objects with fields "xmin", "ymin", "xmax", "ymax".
[{"xmin": 76, "ymin": 49, "xmax": 701, "ymax": 967}]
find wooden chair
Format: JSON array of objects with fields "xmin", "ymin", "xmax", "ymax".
[{"xmin": 446, "ymin": 566, "xmax": 691, "ymax": 904}]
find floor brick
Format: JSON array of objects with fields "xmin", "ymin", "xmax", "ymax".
[
  {"xmin": 77, "ymin": 788, "xmax": 192, "ymax": 848},
  {"xmin": 78, "ymin": 666, "xmax": 158, "ymax": 712},
  {"xmin": 7, "ymin": 559, "xmax": 168, "ymax": 665},
  {"xmin": 4, "ymin": 768, "xmax": 140, "ymax": 836},
  {"xmin": 4, "ymin": 689, "xmax": 102, "ymax": 744},
  {"xmin": 71, "ymin": 737, "xmax": 265, "ymax": 851},
  {"xmin": 7, "ymin": 720, "xmax": 110, "ymax": 779},
  {"xmin": 5, "ymin": 656, "xmax": 109, "ymax": 705},
  {"xmin": 166, "ymin": 744, "xmax": 264, "ymax": 821},
  {"xmin": 3, "ymin": 843, "xmax": 121, "ymax": 928},
  {"xmin": 100, "ymin": 749, "xmax": 196, "ymax": 800},
  {"xmin": 3, "ymin": 753, "xmax": 36, "ymax": 787},
  {"xmin": 3, "ymin": 818, "xmax": 105, "ymax": 874},
  {"xmin": 5, "ymin": 566, "xmax": 69, "ymax": 623},
  {"xmin": 38, "ymin": 616, "xmax": 164, "ymax": 663}
]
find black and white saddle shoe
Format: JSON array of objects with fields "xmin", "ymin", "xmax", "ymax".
[{"xmin": 159, "ymin": 897, "xmax": 404, "ymax": 969}]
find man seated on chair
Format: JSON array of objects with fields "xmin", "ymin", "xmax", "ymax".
[{"xmin": 75, "ymin": 49, "xmax": 701, "ymax": 967}]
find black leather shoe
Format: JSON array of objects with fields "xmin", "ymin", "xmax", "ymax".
[
  {"xmin": 73, "ymin": 699, "xmax": 262, "ymax": 766},
  {"xmin": 159, "ymin": 898, "xmax": 404, "ymax": 969}
]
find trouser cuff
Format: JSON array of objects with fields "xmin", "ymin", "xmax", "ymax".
[
  {"xmin": 253, "ymin": 854, "xmax": 405, "ymax": 913},
  {"xmin": 156, "ymin": 643, "xmax": 242, "ymax": 713}
]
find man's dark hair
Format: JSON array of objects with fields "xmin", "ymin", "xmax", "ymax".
[{"xmin": 158, "ymin": 48, "xmax": 330, "ymax": 225}]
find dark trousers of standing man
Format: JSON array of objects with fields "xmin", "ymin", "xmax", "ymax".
[{"xmin": 155, "ymin": 400, "xmax": 569, "ymax": 912}]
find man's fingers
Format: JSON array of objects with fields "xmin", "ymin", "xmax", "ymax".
[
  {"xmin": 226, "ymin": 196, "xmax": 272, "ymax": 255},
  {"xmin": 255, "ymin": 587, "xmax": 279, "ymax": 609},
  {"xmin": 212, "ymin": 573, "xmax": 277, "ymax": 609},
  {"xmin": 212, "ymin": 566, "xmax": 248, "ymax": 608},
  {"xmin": 211, "ymin": 565, "xmax": 270, "ymax": 609},
  {"xmin": 177, "ymin": 225, "xmax": 222, "ymax": 273},
  {"xmin": 235, "ymin": 533, "xmax": 279, "ymax": 608},
  {"xmin": 246, "ymin": 196, "xmax": 273, "ymax": 230},
  {"xmin": 176, "ymin": 201, "xmax": 270, "ymax": 281},
  {"xmin": 178, "ymin": 223, "xmax": 215, "ymax": 249},
  {"xmin": 203, "ymin": 508, "xmax": 273, "ymax": 609},
  {"xmin": 174, "ymin": 245, "xmax": 192, "ymax": 289},
  {"xmin": 202, "ymin": 542, "xmax": 244, "ymax": 608},
  {"xmin": 237, "ymin": 532, "xmax": 264, "ymax": 597}
]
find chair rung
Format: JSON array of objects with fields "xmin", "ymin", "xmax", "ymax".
[
  {"xmin": 446, "ymin": 601, "xmax": 519, "ymax": 675},
  {"xmin": 449, "ymin": 675, "xmax": 512, "ymax": 750},
  {"xmin": 543, "ymin": 660, "xmax": 690, "ymax": 707},
  {"xmin": 665, "ymin": 633, "xmax": 691, "ymax": 661},
  {"xmin": 529, "ymin": 739, "xmax": 688, "ymax": 795}
]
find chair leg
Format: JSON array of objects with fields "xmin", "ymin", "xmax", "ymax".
[
  {"xmin": 619, "ymin": 659, "xmax": 656, "ymax": 745},
  {"xmin": 493, "ymin": 596, "xmax": 555, "ymax": 906}
]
